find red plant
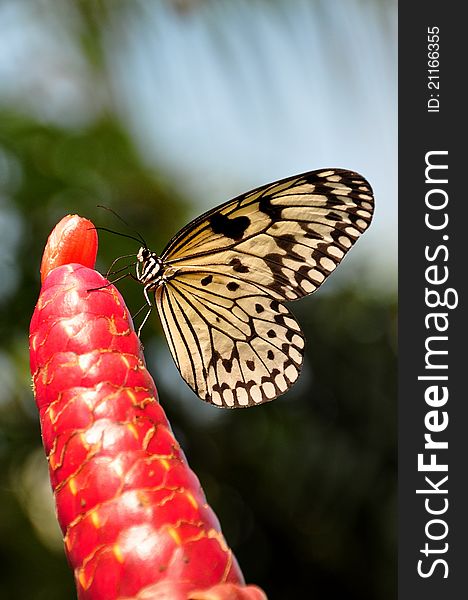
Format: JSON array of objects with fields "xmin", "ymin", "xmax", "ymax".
[{"xmin": 29, "ymin": 215, "xmax": 267, "ymax": 600}]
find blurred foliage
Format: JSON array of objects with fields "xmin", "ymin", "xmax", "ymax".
[{"xmin": 0, "ymin": 1, "xmax": 395, "ymax": 599}]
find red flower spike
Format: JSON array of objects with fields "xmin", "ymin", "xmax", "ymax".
[
  {"xmin": 40, "ymin": 214, "xmax": 98, "ymax": 282},
  {"xmin": 29, "ymin": 216, "xmax": 267, "ymax": 600}
]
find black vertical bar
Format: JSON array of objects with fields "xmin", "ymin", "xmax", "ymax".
[{"xmin": 399, "ymin": 5, "xmax": 467, "ymax": 599}]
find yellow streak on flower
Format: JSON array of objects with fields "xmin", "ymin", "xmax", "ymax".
[
  {"xmin": 167, "ymin": 526, "xmax": 182, "ymax": 546},
  {"xmin": 64, "ymin": 534, "xmax": 72, "ymax": 552},
  {"xmin": 120, "ymin": 354, "xmax": 131, "ymax": 369},
  {"xmin": 160, "ymin": 458, "xmax": 170, "ymax": 471},
  {"xmin": 91, "ymin": 510, "xmax": 100, "ymax": 528},
  {"xmin": 186, "ymin": 491, "xmax": 198, "ymax": 510},
  {"xmin": 126, "ymin": 389, "xmax": 137, "ymax": 404},
  {"xmin": 48, "ymin": 450, "xmax": 58, "ymax": 470},
  {"xmin": 79, "ymin": 432, "xmax": 91, "ymax": 450},
  {"xmin": 77, "ymin": 568, "xmax": 90, "ymax": 590},
  {"xmin": 113, "ymin": 543, "xmax": 124, "ymax": 563},
  {"xmin": 69, "ymin": 478, "xmax": 78, "ymax": 496},
  {"xmin": 127, "ymin": 423, "xmax": 139, "ymax": 439},
  {"xmin": 30, "ymin": 333, "xmax": 38, "ymax": 351}
]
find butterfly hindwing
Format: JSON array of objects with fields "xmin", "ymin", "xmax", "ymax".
[
  {"xmin": 156, "ymin": 272, "xmax": 304, "ymax": 407},
  {"xmin": 150, "ymin": 168, "xmax": 373, "ymax": 407}
]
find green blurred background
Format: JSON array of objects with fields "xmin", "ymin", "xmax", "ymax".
[{"xmin": 0, "ymin": 1, "xmax": 396, "ymax": 598}]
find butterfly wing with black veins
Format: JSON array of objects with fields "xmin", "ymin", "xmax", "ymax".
[{"xmin": 155, "ymin": 168, "xmax": 374, "ymax": 408}]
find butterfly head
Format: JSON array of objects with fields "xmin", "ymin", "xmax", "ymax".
[{"xmin": 136, "ymin": 246, "xmax": 164, "ymax": 286}]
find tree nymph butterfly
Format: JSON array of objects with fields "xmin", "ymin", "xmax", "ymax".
[{"xmin": 130, "ymin": 168, "xmax": 374, "ymax": 408}]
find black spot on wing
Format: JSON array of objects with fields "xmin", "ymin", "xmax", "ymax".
[
  {"xmin": 227, "ymin": 282, "xmax": 240, "ymax": 292},
  {"xmin": 275, "ymin": 234, "xmax": 305, "ymax": 260},
  {"xmin": 326, "ymin": 211, "xmax": 344, "ymax": 222},
  {"xmin": 294, "ymin": 264, "xmax": 316, "ymax": 288},
  {"xmin": 230, "ymin": 257, "xmax": 250, "ymax": 273},
  {"xmin": 259, "ymin": 196, "xmax": 282, "ymax": 219},
  {"xmin": 222, "ymin": 358, "xmax": 233, "ymax": 373},
  {"xmin": 210, "ymin": 213, "xmax": 250, "ymax": 240},
  {"xmin": 201, "ymin": 275, "xmax": 213, "ymax": 286},
  {"xmin": 302, "ymin": 229, "xmax": 323, "ymax": 241}
]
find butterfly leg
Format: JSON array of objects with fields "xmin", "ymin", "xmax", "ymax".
[
  {"xmin": 87, "ymin": 272, "xmax": 132, "ymax": 293},
  {"xmin": 137, "ymin": 306, "xmax": 153, "ymax": 338},
  {"xmin": 136, "ymin": 283, "xmax": 154, "ymax": 337},
  {"xmin": 105, "ymin": 254, "xmax": 137, "ymax": 278}
]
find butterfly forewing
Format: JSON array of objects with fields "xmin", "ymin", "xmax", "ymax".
[
  {"xmin": 161, "ymin": 169, "xmax": 373, "ymax": 302},
  {"xmin": 152, "ymin": 168, "xmax": 373, "ymax": 407}
]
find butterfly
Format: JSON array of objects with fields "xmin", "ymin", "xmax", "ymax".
[{"xmin": 133, "ymin": 168, "xmax": 374, "ymax": 408}]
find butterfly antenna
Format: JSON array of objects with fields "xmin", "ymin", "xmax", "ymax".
[
  {"xmin": 96, "ymin": 205, "xmax": 148, "ymax": 247},
  {"xmin": 92, "ymin": 226, "xmax": 146, "ymax": 246}
]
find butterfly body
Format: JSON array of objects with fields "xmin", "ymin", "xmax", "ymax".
[
  {"xmin": 136, "ymin": 248, "xmax": 164, "ymax": 285},
  {"xmin": 133, "ymin": 169, "xmax": 374, "ymax": 408}
]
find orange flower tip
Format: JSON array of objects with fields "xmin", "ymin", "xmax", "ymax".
[{"xmin": 40, "ymin": 214, "xmax": 98, "ymax": 282}]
